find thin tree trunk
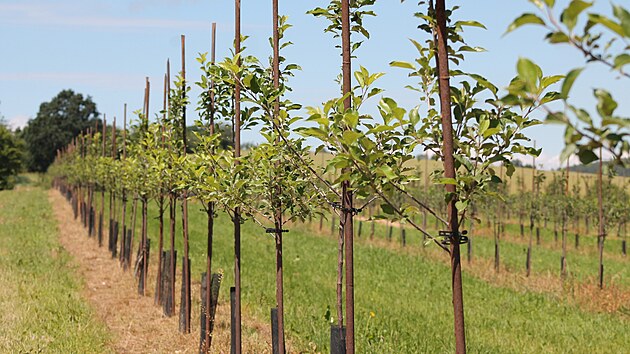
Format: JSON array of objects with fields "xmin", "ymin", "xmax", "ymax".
[
  {"xmin": 169, "ymin": 195, "xmax": 177, "ymax": 316},
  {"xmin": 561, "ymin": 212, "xmax": 567, "ymax": 279},
  {"xmin": 271, "ymin": 2, "xmax": 285, "ymax": 352},
  {"xmin": 129, "ymin": 196, "xmax": 138, "ymax": 270},
  {"xmin": 435, "ymin": 0, "xmax": 466, "ymax": 351},
  {"xmin": 494, "ymin": 221, "xmax": 500, "ymax": 273},
  {"xmin": 203, "ymin": 204, "xmax": 215, "ymax": 352},
  {"xmin": 336, "ymin": 215, "xmax": 344, "ymax": 329},
  {"xmin": 120, "ymin": 192, "xmax": 127, "ymax": 265},
  {"xmin": 141, "ymin": 198, "xmax": 148, "ymax": 295},
  {"xmin": 156, "ymin": 199, "xmax": 164, "ymax": 305}
]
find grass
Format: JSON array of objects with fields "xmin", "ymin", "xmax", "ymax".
[
  {"xmin": 0, "ymin": 179, "xmax": 110, "ymax": 353},
  {"xmin": 353, "ymin": 212, "xmax": 630, "ymax": 288},
  {"xmin": 92, "ymin": 193, "xmax": 629, "ymax": 353}
]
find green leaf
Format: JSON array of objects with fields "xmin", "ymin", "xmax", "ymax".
[
  {"xmin": 588, "ymin": 13, "xmax": 624, "ymax": 36},
  {"xmin": 409, "ymin": 107, "xmax": 420, "ymax": 126},
  {"xmin": 459, "ymin": 46, "xmax": 487, "ymax": 53},
  {"xmin": 455, "ymin": 200, "xmax": 468, "ymax": 211},
  {"xmin": 614, "ymin": 54, "xmax": 630, "ymax": 69},
  {"xmin": 561, "ymin": 0, "xmax": 592, "ymax": 31},
  {"xmin": 479, "ymin": 118, "xmax": 490, "ymax": 136},
  {"xmin": 505, "ymin": 163, "xmax": 516, "ymax": 177},
  {"xmin": 381, "ymin": 203, "xmax": 395, "ymax": 215},
  {"xmin": 541, "ymin": 75, "xmax": 564, "ymax": 89},
  {"xmin": 483, "ymin": 127, "xmax": 501, "ymax": 139},
  {"xmin": 545, "ymin": 112, "xmax": 569, "ymax": 124},
  {"xmin": 376, "ymin": 165, "xmax": 398, "ymax": 181},
  {"xmin": 546, "ymin": 31, "xmax": 570, "ymax": 43},
  {"xmin": 594, "ymin": 89, "xmax": 618, "ymax": 117},
  {"xmin": 342, "ymin": 130, "xmax": 362, "ymax": 145},
  {"xmin": 345, "ymin": 111, "xmax": 359, "ymax": 128},
  {"xmin": 516, "ymin": 57, "xmax": 541, "ymax": 92},
  {"xmin": 390, "ymin": 61, "xmax": 416, "ymax": 70},
  {"xmin": 540, "ymin": 91, "xmax": 562, "ymax": 104},
  {"xmin": 561, "ymin": 68, "xmax": 583, "ymax": 98},
  {"xmin": 469, "ymin": 74, "xmax": 498, "ymax": 95},
  {"xmin": 455, "ymin": 20, "xmax": 487, "ymax": 29},
  {"xmin": 505, "ymin": 13, "xmax": 546, "ymax": 34},
  {"xmin": 612, "ymin": 5, "xmax": 630, "ymax": 36},
  {"xmin": 577, "ymin": 149, "xmax": 598, "ymax": 164},
  {"xmin": 437, "ymin": 177, "xmax": 457, "ymax": 185},
  {"xmin": 570, "ymin": 106, "xmax": 592, "ymax": 125}
]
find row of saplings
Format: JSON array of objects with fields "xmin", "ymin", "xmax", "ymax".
[
  {"xmin": 46, "ymin": 0, "xmax": 562, "ymax": 353},
  {"xmin": 48, "ymin": 24, "xmax": 325, "ymax": 351}
]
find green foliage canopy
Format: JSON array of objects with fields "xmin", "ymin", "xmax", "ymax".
[
  {"xmin": 22, "ymin": 89, "xmax": 100, "ymax": 172},
  {"xmin": 0, "ymin": 123, "xmax": 24, "ymax": 189}
]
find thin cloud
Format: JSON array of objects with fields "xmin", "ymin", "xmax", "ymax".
[
  {"xmin": 0, "ymin": 72, "xmax": 144, "ymax": 90},
  {"xmin": 129, "ymin": 0, "xmax": 201, "ymax": 12},
  {"xmin": 0, "ymin": 2, "xmax": 211, "ymax": 31}
]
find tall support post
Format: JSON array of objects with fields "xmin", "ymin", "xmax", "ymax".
[
  {"xmin": 271, "ymin": 2, "xmax": 286, "ymax": 353},
  {"xmin": 156, "ymin": 73, "xmax": 168, "ymax": 306},
  {"xmin": 180, "ymin": 35, "xmax": 191, "ymax": 333},
  {"xmin": 423, "ymin": 154, "xmax": 428, "ymax": 232},
  {"xmin": 527, "ymin": 141, "xmax": 536, "ymax": 277},
  {"xmin": 340, "ymin": 1, "xmax": 356, "ymax": 353},
  {"xmin": 120, "ymin": 104, "xmax": 128, "ymax": 265},
  {"xmin": 167, "ymin": 58, "xmax": 177, "ymax": 317},
  {"xmin": 202, "ymin": 22, "xmax": 218, "ymax": 354},
  {"xmin": 100, "ymin": 116, "xmax": 107, "ymax": 247},
  {"xmin": 111, "ymin": 116, "xmax": 117, "ymax": 256},
  {"xmin": 597, "ymin": 147, "xmax": 606, "ymax": 289},
  {"xmin": 435, "ymin": 0, "xmax": 467, "ymax": 352},
  {"xmin": 141, "ymin": 77, "xmax": 150, "ymax": 294},
  {"xmin": 233, "ymin": 1, "xmax": 243, "ymax": 352},
  {"xmin": 561, "ymin": 158, "xmax": 568, "ymax": 278}
]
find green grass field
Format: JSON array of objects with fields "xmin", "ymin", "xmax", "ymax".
[
  {"xmin": 113, "ymin": 194, "xmax": 629, "ymax": 353},
  {"xmin": 4, "ymin": 177, "xmax": 629, "ymax": 353},
  {"xmin": 0, "ymin": 179, "xmax": 110, "ymax": 353},
  {"xmin": 359, "ymin": 214, "xmax": 630, "ymax": 288}
]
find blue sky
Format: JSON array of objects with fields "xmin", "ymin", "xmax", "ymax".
[{"xmin": 0, "ymin": 0, "xmax": 626, "ymax": 169}]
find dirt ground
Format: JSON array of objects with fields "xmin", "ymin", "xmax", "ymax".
[{"xmin": 48, "ymin": 189, "xmax": 275, "ymax": 353}]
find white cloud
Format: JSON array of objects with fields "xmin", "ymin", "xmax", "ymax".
[
  {"xmin": 8, "ymin": 115, "xmax": 29, "ymax": 130},
  {"xmin": 535, "ymin": 149, "xmax": 618, "ymax": 170}
]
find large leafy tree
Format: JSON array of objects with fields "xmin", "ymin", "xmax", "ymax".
[
  {"xmin": 22, "ymin": 89, "xmax": 100, "ymax": 172},
  {"xmin": 0, "ymin": 122, "xmax": 24, "ymax": 190}
]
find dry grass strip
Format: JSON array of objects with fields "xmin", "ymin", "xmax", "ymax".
[{"xmin": 49, "ymin": 190, "xmax": 275, "ymax": 353}]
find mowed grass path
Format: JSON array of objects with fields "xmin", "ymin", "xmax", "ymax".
[
  {"xmin": 128, "ymin": 199, "xmax": 629, "ymax": 353},
  {"xmin": 0, "ymin": 182, "xmax": 110, "ymax": 353}
]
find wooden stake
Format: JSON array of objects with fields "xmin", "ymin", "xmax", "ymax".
[
  {"xmin": 202, "ymin": 22, "xmax": 218, "ymax": 354},
  {"xmin": 597, "ymin": 147, "xmax": 606, "ymax": 289},
  {"xmin": 340, "ymin": 1, "xmax": 356, "ymax": 352},
  {"xmin": 180, "ymin": 34, "xmax": 192, "ymax": 333},
  {"xmin": 233, "ymin": 1, "xmax": 243, "ymax": 352}
]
